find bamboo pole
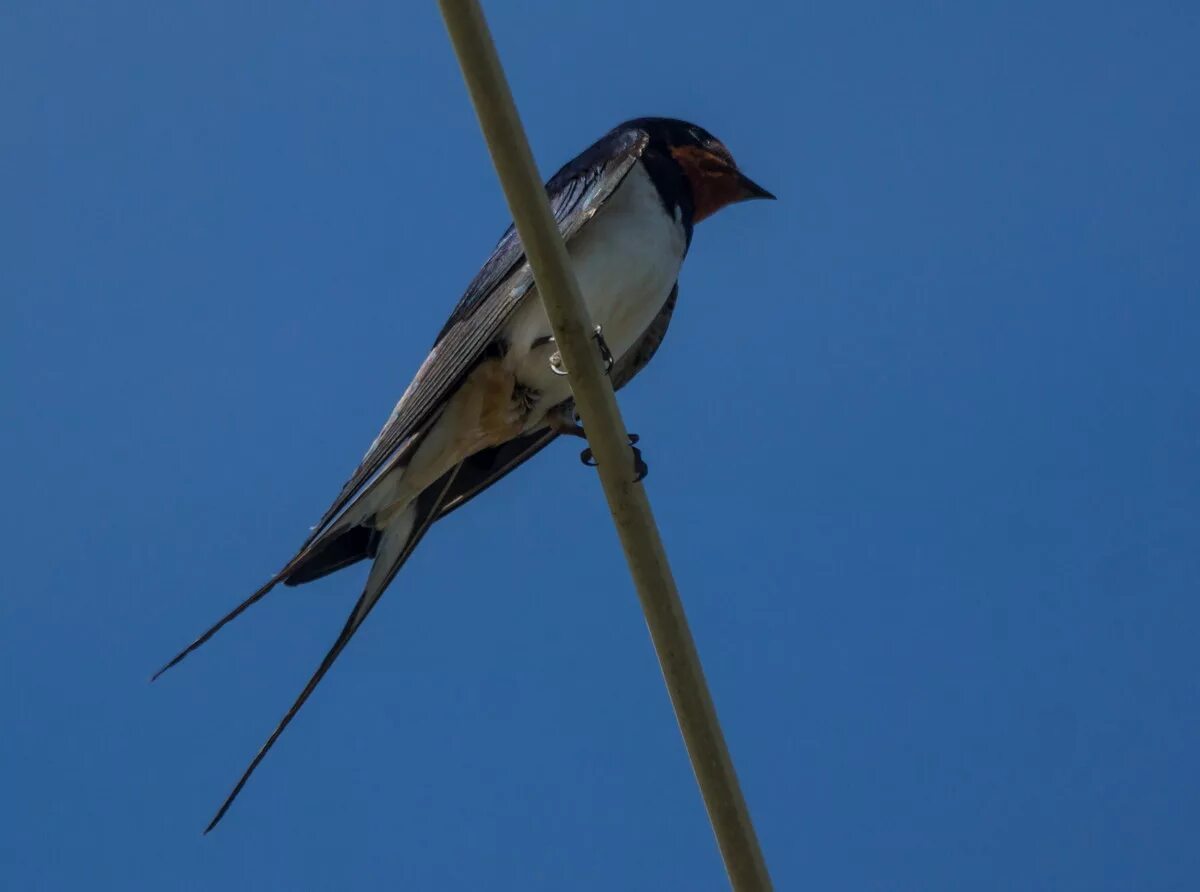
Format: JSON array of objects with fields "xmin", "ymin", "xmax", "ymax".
[{"xmin": 436, "ymin": 3, "xmax": 772, "ymax": 888}]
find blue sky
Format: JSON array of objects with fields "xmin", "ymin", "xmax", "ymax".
[{"xmin": 3, "ymin": 1, "xmax": 1198, "ymax": 889}]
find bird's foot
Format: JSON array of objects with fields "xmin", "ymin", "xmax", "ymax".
[
  {"xmin": 546, "ymin": 325, "xmax": 614, "ymax": 377},
  {"xmin": 579, "ymin": 433, "xmax": 647, "ymax": 482},
  {"xmin": 592, "ymin": 325, "xmax": 614, "ymax": 374}
]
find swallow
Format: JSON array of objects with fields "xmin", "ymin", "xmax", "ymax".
[{"xmin": 155, "ymin": 116, "xmax": 774, "ymax": 831}]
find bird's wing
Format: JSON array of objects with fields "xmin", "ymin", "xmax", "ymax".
[
  {"xmin": 609, "ymin": 281, "xmax": 679, "ymax": 390},
  {"xmin": 304, "ymin": 127, "xmax": 650, "ymax": 542},
  {"xmin": 152, "ymin": 128, "xmax": 650, "ymax": 681},
  {"xmin": 436, "ymin": 428, "xmax": 561, "ymax": 519}
]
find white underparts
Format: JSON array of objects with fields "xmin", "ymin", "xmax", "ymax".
[{"xmin": 502, "ymin": 161, "xmax": 687, "ymax": 422}]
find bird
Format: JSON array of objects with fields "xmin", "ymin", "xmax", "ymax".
[{"xmin": 154, "ymin": 116, "xmax": 774, "ymax": 832}]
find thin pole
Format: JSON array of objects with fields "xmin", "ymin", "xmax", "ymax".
[{"xmin": 436, "ymin": 3, "xmax": 772, "ymax": 889}]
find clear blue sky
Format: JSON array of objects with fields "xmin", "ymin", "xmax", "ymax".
[{"xmin": 3, "ymin": 2, "xmax": 1197, "ymax": 889}]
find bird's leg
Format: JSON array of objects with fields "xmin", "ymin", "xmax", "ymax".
[
  {"xmin": 543, "ymin": 345, "xmax": 644, "ymax": 481},
  {"xmin": 630, "ymin": 438, "xmax": 648, "ymax": 482},
  {"xmin": 545, "ymin": 325, "xmax": 614, "ymax": 377},
  {"xmin": 578, "ymin": 431, "xmax": 647, "ymax": 482},
  {"xmin": 592, "ymin": 325, "xmax": 615, "ymax": 374}
]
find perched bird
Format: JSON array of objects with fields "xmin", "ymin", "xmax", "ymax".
[{"xmin": 155, "ymin": 116, "xmax": 774, "ymax": 831}]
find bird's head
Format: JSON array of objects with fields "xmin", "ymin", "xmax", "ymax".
[{"xmin": 627, "ymin": 117, "xmax": 775, "ymax": 223}]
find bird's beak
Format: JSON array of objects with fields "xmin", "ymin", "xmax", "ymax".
[{"xmin": 736, "ymin": 171, "xmax": 775, "ymax": 202}]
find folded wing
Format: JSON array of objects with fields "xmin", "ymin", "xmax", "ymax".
[{"xmin": 153, "ymin": 128, "xmax": 650, "ymax": 681}]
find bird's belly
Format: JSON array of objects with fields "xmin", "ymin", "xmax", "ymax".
[
  {"xmin": 504, "ymin": 174, "xmax": 686, "ymax": 422},
  {"xmin": 571, "ymin": 203, "xmax": 684, "ymax": 358}
]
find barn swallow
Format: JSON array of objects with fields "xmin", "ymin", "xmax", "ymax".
[{"xmin": 155, "ymin": 116, "xmax": 774, "ymax": 831}]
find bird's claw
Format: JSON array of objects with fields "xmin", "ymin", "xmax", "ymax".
[
  {"xmin": 546, "ymin": 325, "xmax": 614, "ymax": 376},
  {"xmin": 592, "ymin": 325, "xmax": 614, "ymax": 374},
  {"xmin": 579, "ymin": 433, "xmax": 647, "ymax": 481},
  {"xmin": 631, "ymin": 444, "xmax": 648, "ymax": 482}
]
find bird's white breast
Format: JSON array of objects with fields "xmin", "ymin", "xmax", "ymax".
[{"xmin": 504, "ymin": 161, "xmax": 688, "ymax": 414}]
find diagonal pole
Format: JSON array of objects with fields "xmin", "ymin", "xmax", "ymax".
[{"xmin": 436, "ymin": 2, "xmax": 772, "ymax": 889}]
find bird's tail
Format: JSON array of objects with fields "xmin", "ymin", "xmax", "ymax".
[
  {"xmin": 152, "ymin": 430, "xmax": 437, "ymax": 681},
  {"xmin": 150, "ymin": 574, "xmax": 285, "ymax": 681},
  {"xmin": 151, "ymin": 495, "xmax": 381, "ymax": 681},
  {"xmin": 200, "ymin": 462, "xmax": 462, "ymax": 832},
  {"xmin": 149, "ymin": 523, "xmax": 353, "ymax": 682}
]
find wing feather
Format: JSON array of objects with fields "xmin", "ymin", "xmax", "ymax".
[
  {"xmin": 151, "ymin": 129, "xmax": 652, "ymax": 684},
  {"xmin": 304, "ymin": 129, "xmax": 650, "ymax": 541}
]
